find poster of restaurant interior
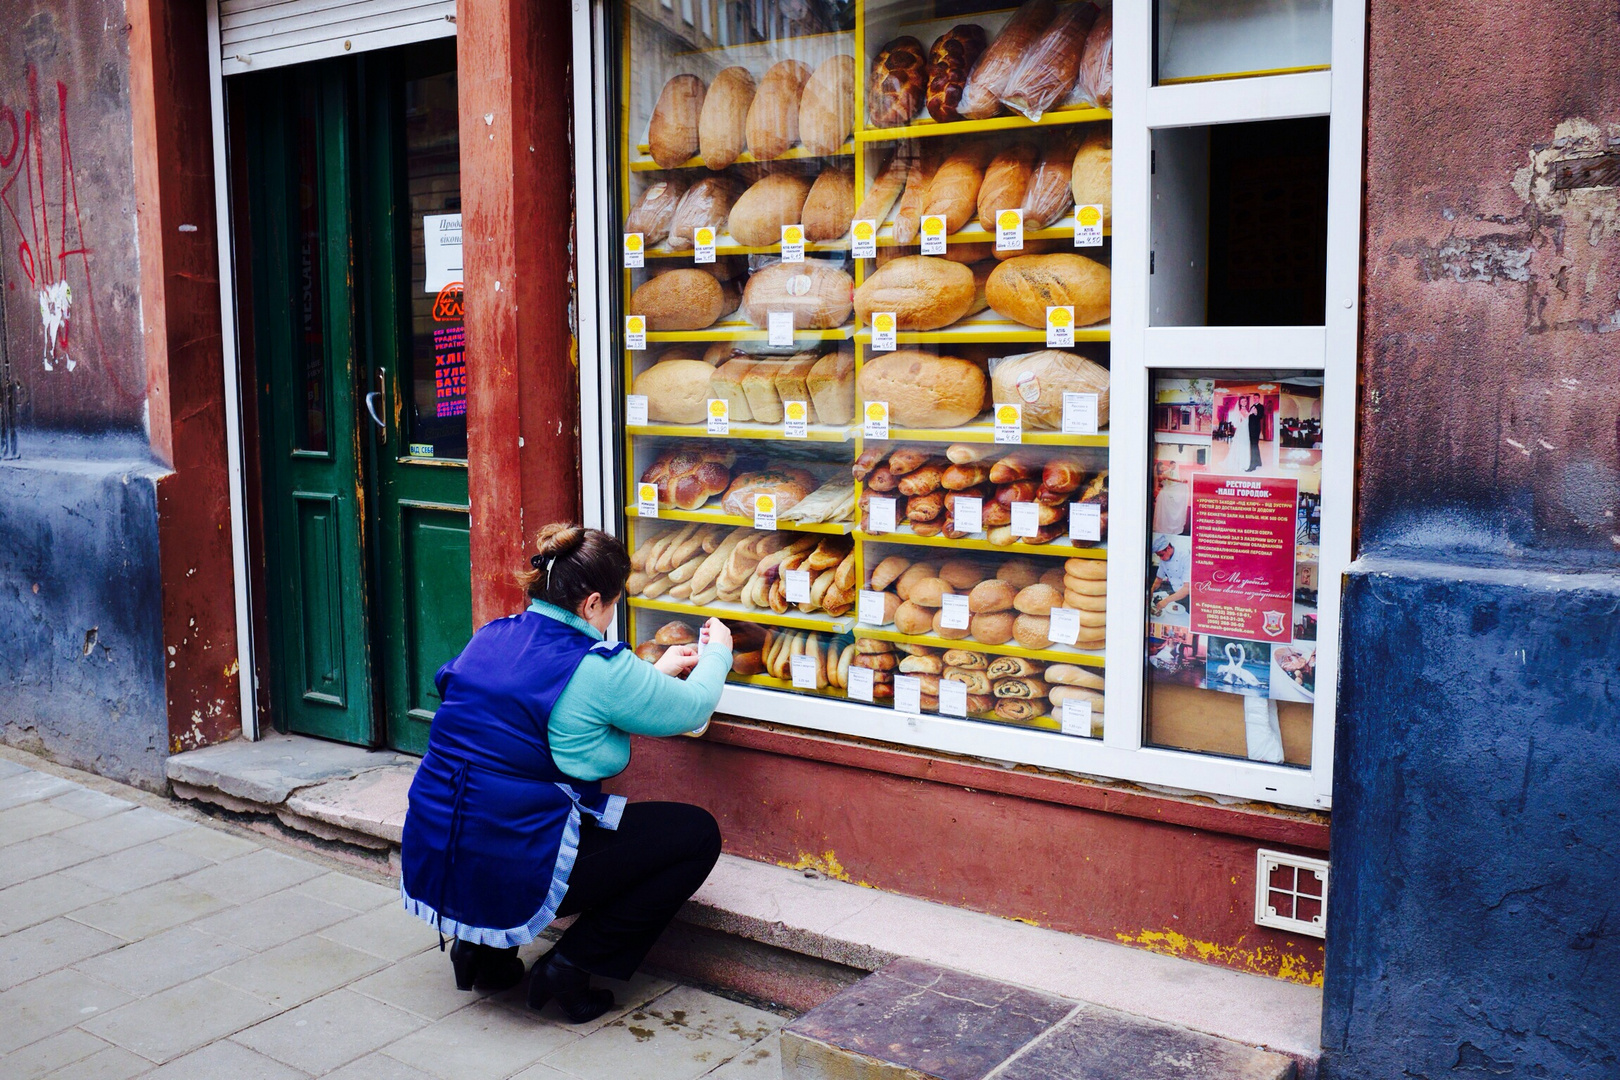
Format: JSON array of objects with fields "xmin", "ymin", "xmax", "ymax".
[{"xmin": 1145, "ymin": 376, "xmax": 1322, "ymax": 704}]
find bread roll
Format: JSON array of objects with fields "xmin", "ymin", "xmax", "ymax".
[
  {"xmin": 1041, "ymin": 566, "xmax": 1068, "ymax": 590},
  {"xmin": 747, "ymin": 59, "xmax": 812, "ymax": 161},
  {"xmin": 635, "ymin": 640, "xmax": 666, "ymax": 663},
  {"xmin": 1064, "ymin": 557, "xmax": 1108, "ymax": 580},
  {"xmin": 629, "ymin": 270, "xmax": 738, "ymax": 331},
  {"xmin": 1014, "ymin": 583, "xmax": 1062, "ymax": 616},
  {"xmin": 986, "ymin": 254, "xmax": 1111, "ymax": 329},
  {"xmin": 938, "ymin": 560, "xmax": 983, "ymax": 591},
  {"xmin": 808, "ymin": 347, "xmax": 856, "ymax": 425},
  {"xmin": 1071, "ymin": 125, "xmax": 1112, "ymax": 227},
  {"xmin": 1013, "ymin": 613, "xmax": 1052, "ymax": 648},
  {"xmin": 922, "ymin": 143, "xmax": 995, "ymax": 234},
  {"xmin": 625, "ymin": 178, "xmax": 689, "ymax": 246},
  {"xmin": 991, "ymin": 349, "xmax": 1111, "ymax": 429},
  {"xmin": 999, "ymin": 3, "xmax": 1098, "ymax": 122},
  {"xmin": 803, "ymin": 168, "xmax": 855, "ymax": 242},
  {"xmin": 710, "ymin": 358, "xmax": 757, "ymax": 422},
  {"xmin": 655, "ymin": 620, "xmax": 698, "ymax": 646},
  {"xmin": 667, "ymin": 176, "xmax": 739, "ymax": 251},
  {"xmin": 926, "ymin": 24, "xmax": 989, "ymax": 123},
  {"xmin": 1049, "ymin": 684, "xmax": 1103, "ymax": 710},
  {"xmin": 931, "ymin": 609, "xmax": 971, "ymax": 640},
  {"xmin": 969, "ymin": 611, "xmax": 1015, "ymax": 645},
  {"xmin": 997, "ymin": 559, "xmax": 1043, "ymax": 587},
  {"xmin": 899, "ymin": 653, "xmax": 944, "ymax": 675},
  {"xmin": 869, "ymin": 37, "xmax": 927, "ymax": 127},
  {"xmin": 649, "ymin": 74, "xmax": 705, "ymax": 168},
  {"xmin": 1021, "ymin": 130, "xmax": 1082, "ymax": 229},
  {"xmin": 631, "ymin": 359, "xmax": 719, "ymax": 424},
  {"xmin": 854, "ymin": 256, "xmax": 976, "ymax": 331},
  {"xmin": 741, "ymin": 262, "xmax": 855, "ymax": 330},
  {"xmin": 978, "ymin": 142, "xmax": 1038, "ymax": 230},
  {"xmin": 800, "ymin": 54, "xmax": 855, "ymax": 155},
  {"xmin": 908, "ymin": 577, "xmax": 948, "ymax": 607},
  {"xmin": 699, "ymin": 67, "xmax": 755, "ymax": 170},
  {"xmin": 858, "ymin": 351, "xmax": 987, "ymax": 428},
  {"xmin": 730, "ymin": 172, "xmax": 814, "ymax": 247},
  {"xmin": 856, "ymin": 148, "xmax": 913, "ymax": 225},
  {"xmin": 895, "ymin": 600, "xmax": 935, "ymax": 635},
  {"xmin": 967, "ymin": 579, "xmax": 1015, "ymax": 613},
  {"xmin": 959, "ymin": 0, "xmax": 1057, "ymax": 120},
  {"xmin": 1044, "ymin": 663, "xmax": 1105, "ymax": 690}
]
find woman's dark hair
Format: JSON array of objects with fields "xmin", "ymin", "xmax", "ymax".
[{"xmin": 516, "ymin": 524, "xmax": 631, "ymax": 612}]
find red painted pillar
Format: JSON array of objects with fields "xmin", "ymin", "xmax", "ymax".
[{"xmin": 459, "ymin": 0, "xmax": 582, "ymax": 627}]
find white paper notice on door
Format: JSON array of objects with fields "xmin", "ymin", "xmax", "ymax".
[{"xmin": 424, "ymin": 214, "xmax": 463, "ymax": 293}]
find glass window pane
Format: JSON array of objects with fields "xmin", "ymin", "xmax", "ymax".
[{"xmin": 1156, "ymin": 0, "xmax": 1332, "ymax": 85}]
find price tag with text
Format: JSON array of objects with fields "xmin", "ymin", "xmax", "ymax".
[
  {"xmin": 784, "ymin": 568, "xmax": 811, "ymax": 604},
  {"xmin": 851, "ymin": 219, "xmax": 878, "ymax": 259},
  {"xmin": 1048, "ymin": 606, "xmax": 1080, "ymax": 645},
  {"xmin": 863, "ymin": 401, "xmax": 890, "ymax": 440},
  {"xmin": 626, "ymin": 315, "xmax": 646, "ymax": 351},
  {"xmin": 939, "ymin": 593, "xmax": 970, "ymax": 631},
  {"xmin": 1046, "ymin": 306, "xmax": 1074, "ymax": 347},
  {"xmin": 858, "ymin": 589, "xmax": 888, "ymax": 626},
  {"xmin": 847, "ymin": 664, "xmax": 874, "ymax": 702},
  {"xmin": 1010, "ymin": 501, "xmax": 1040, "ymax": 538},
  {"xmin": 783, "ymin": 400, "xmax": 809, "ymax": 438},
  {"xmin": 1062, "ymin": 392, "xmax": 1099, "ymax": 435},
  {"xmin": 939, "ymin": 678, "xmax": 968, "ymax": 717},
  {"xmin": 1075, "ymin": 205, "xmax": 1105, "ymax": 247},
  {"xmin": 791, "ymin": 652, "xmax": 818, "ymax": 689},
  {"xmin": 995, "ymin": 208, "xmax": 1023, "ymax": 251},
  {"xmin": 871, "ymin": 312, "xmax": 897, "ymax": 352},
  {"xmin": 1069, "ymin": 502, "xmax": 1102, "ymax": 542},
  {"xmin": 781, "ymin": 224, "xmax": 805, "ymax": 262},
  {"xmin": 920, "ymin": 214, "xmax": 947, "ymax": 255},
  {"xmin": 768, "ymin": 311, "xmax": 795, "ymax": 347},
  {"xmin": 636, "ymin": 482, "xmax": 659, "ymax": 518},
  {"xmin": 706, "ymin": 398, "xmax": 729, "ymax": 435},
  {"xmin": 693, "ymin": 226, "xmax": 717, "ymax": 264},
  {"xmin": 994, "ymin": 402, "xmax": 1023, "ymax": 444},
  {"xmin": 953, "ymin": 494, "xmax": 982, "ymax": 535},
  {"xmin": 626, "ymin": 395, "xmax": 649, "ymax": 426},
  {"xmin": 1061, "ymin": 698, "xmax": 1094, "ymax": 736},
  {"xmin": 753, "ymin": 493, "xmax": 777, "ymax": 531},
  {"xmin": 624, "ymin": 232, "xmax": 644, "ymax": 268},
  {"xmin": 894, "ymin": 674, "xmax": 922, "ymax": 715},
  {"xmin": 868, "ymin": 496, "xmax": 897, "ymax": 534}
]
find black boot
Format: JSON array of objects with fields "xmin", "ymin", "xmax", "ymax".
[
  {"xmin": 449, "ymin": 940, "xmax": 526, "ymax": 992},
  {"xmin": 527, "ymin": 949, "xmax": 615, "ymax": 1023}
]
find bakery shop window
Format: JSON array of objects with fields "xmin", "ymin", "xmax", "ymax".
[
  {"xmin": 1146, "ymin": 372, "xmax": 1322, "ymax": 766},
  {"xmin": 1155, "ymin": 0, "xmax": 1332, "ymax": 85}
]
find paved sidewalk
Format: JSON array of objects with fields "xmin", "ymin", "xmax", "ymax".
[{"xmin": 0, "ymin": 753, "xmax": 786, "ymax": 1080}]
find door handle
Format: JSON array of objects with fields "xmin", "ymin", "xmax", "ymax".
[{"xmin": 365, "ymin": 368, "xmax": 387, "ymax": 445}]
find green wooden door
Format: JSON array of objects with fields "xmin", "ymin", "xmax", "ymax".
[{"xmin": 243, "ymin": 44, "xmax": 471, "ymax": 753}]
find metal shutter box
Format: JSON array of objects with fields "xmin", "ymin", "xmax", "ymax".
[{"xmin": 219, "ymin": 0, "xmax": 455, "ymax": 75}]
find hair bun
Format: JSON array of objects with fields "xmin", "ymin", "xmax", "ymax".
[{"xmin": 534, "ymin": 523, "xmax": 587, "ymax": 561}]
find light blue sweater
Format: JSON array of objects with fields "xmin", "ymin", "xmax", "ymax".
[{"xmin": 530, "ymin": 601, "xmax": 731, "ymax": 781}]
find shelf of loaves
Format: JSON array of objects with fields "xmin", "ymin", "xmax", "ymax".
[
  {"xmin": 727, "ymin": 671, "xmax": 849, "ymax": 699},
  {"xmin": 641, "ymin": 235, "xmax": 851, "ymax": 259},
  {"xmin": 627, "ymin": 421, "xmax": 855, "ymax": 443},
  {"xmin": 625, "ymin": 505, "xmax": 854, "ymax": 536},
  {"xmin": 854, "ymin": 314, "xmax": 1111, "ymax": 345},
  {"xmin": 629, "ymin": 139, "xmax": 858, "ymax": 173},
  {"xmin": 630, "ymin": 595, "xmax": 854, "ymax": 635},
  {"xmin": 645, "ymin": 319, "xmax": 856, "ymax": 344},
  {"xmin": 879, "ymin": 421, "xmax": 1110, "ymax": 447},
  {"xmin": 872, "ymin": 212, "xmax": 1110, "ymax": 248},
  {"xmin": 855, "ymin": 105, "xmax": 1111, "ymax": 144},
  {"xmin": 855, "ymin": 527, "xmax": 1107, "ymax": 559},
  {"xmin": 854, "ymin": 625, "xmax": 1103, "ymax": 667}
]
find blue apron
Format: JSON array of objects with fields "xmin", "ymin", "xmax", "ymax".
[{"xmin": 400, "ymin": 609, "xmax": 626, "ymax": 947}]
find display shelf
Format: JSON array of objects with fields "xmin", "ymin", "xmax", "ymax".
[
  {"xmin": 1157, "ymin": 63, "xmax": 1328, "ymax": 86},
  {"xmin": 628, "ymin": 422, "xmax": 855, "ymax": 443},
  {"xmin": 880, "ymin": 421, "xmax": 1110, "ymax": 447},
  {"xmin": 645, "ymin": 319, "xmax": 856, "ymax": 344},
  {"xmin": 853, "ymin": 625, "xmax": 1104, "ymax": 666},
  {"xmin": 856, "ymin": 105, "xmax": 1112, "ymax": 143},
  {"xmin": 856, "ymin": 528, "xmax": 1107, "ymax": 559},
  {"xmin": 625, "ymin": 505, "xmax": 854, "ymax": 535},
  {"xmin": 872, "ymin": 213, "xmax": 1110, "ymax": 247},
  {"xmin": 854, "ymin": 314, "xmax": 1112, "ymax": 345},
  {"xmin": 643, "ymin": 234, "xmax": 849, "ymax": 258},
  {"xmin": 629, "ymin": 139, "xmax": 857, "ymax": 172},
  {"xmin": 729, "ymin": 671, "xmax": 849, "ymax": 698},
  {"xmin": 630, "ymin": 595, "xmax": 855, "ymax": 634}
]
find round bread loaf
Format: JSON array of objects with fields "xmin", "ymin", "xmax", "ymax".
[
  {"xmin": 931, "ymin": 609, "xmax": 971, "ymax": 639},
  {"xmin": 938, "ymin": 559, "xmax": 982, "ymax": 591},
  {"xmin": 1013, "ymin": 613, "xmax": 1052, "ymax": 648},
  {"xmin": 997, "ymin": 559, "xmax": 1043, "ymax": 588},
  {"xmin": 986, "ymin": 254, "xmax": 1111, "ymax": 329},
  {"xmin": 629, "ymin": 270, "xmax": 734, "ymax": 331},
  {"xmin": 635, "ymin": 640, "xmax": 667, "ymax": 663},
  {"xmin": 858, "ymin": 351, "xmax": 987, "ymax": 428},
  {"xmin": 1071, "ymin": 125, "xmax": 1112, "ymax": 226},
  {"xmin": 729, "ymin": 172, "xmax": 814, "ymax": 247},
  {"xmin": 968, "ymin": 579, "xmax": 1015, "ymax": 613},
  {"xmin": 895, "ymin": 561, "xmax": 940, "ymax": 600},
  {"xmin": 741, "ymin": 262, "xmax": 854, "ymax": 330},
  {"xmin": 654, "ymin": 620, "xmax": 698, "ymax": 646},
  {"xmin": 895, "ymin": 600, "xmax": 935, "ymax": 635},
  {"xmin": 908, "ymin": 577, "xmax": 948, "ymax": 607},
  {"xmin": 870, "ymin": 555, "xmax": 912, "ymax": 591},
  {"xmin": 631, "ymin": 359, "xmax": 720, "ymax": 424},
  {"xmin": 969, "ymin": 610, "xmax": 1015, "ymax": 645},
  {"xmin": 1014, "ymin": 583, "xmax": 1062, "ymax": 616},
  {"xmin": 1065, "ymin": 557, "xmax": 1108, "ymax": 579},
  {"xmin": 699, "ymin": 66, "xmax": 755, "ymax": 170},
  {"xmin": 648, "ymin": 74, "xmax": 705, "ymax": 168},
  {"xmin": 991, "ymin": 350, "xmax": 1111, "ymax": 429},
  {"xmin": 854, "ymin": 256, "xmax": 976, "ymax": 331}
]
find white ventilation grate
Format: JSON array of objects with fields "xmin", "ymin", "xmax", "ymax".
[
  {"xmin": 1255, "ymin": 849, "xmax": 1328, "ymax": 939},
  {"xmin": 219, "ymin": 0, "xmax": 455, "ymax": 76}
]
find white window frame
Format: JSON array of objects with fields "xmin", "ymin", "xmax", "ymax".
[{"xmin": 570, "ymin": 0, "xmax": 1364, "ymax": 811}]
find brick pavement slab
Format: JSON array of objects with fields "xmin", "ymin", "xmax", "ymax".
[
  {"xmin": 56, "ymin": 808, "xmax": 189, "ymax": 855},
  {"xmin": 190, "ymin": 887, "xmax": 359, "ymax": 952},
  {"xmin": 176, "ymin": 847, "xmax": 326, "ymax": 904},
  {"xmin": 36, "ymin": 1043, "xmax": 152, "ymax": 1079},
  {"xmin": 381, "ymin": 998, "xmax": 580, "ymax": 1080},
  {"xmin": 0, "ymin": 801, "xmax": 91, "ymax": 846},
  {"xmin": 0, "ymin": 835, "xmax": 102, "ymax": 889},
  {"xmin": 0, "ymin": 918, "xmax": 125, "ymax": 992},
  {"xmin": 79, "ymin": 974, "xmax": 281, "ymax": 1064},
  {"xmin": 230, "ymin": 988, "xmax": 425, "ymax": 1075},
  {"xmin": 72, "ymin": 925, "xmax": 253, "ymax": 997},
  {"xmin": 57, "ymin": 842, "xmax": 212, "ymax": 896},
  {"xmin": 139, "ymin": 1038, "xmax": 311, "ymax": 1080},
  {"xmin": 212, "ymin": 934, "xmax": 388, "ymax": 1008},
  {"xmin": 0, "ymin": 770, "xmax": 79, "ymax": 811},
  {"xmin": 2, "ymin": 1027, "xmax": 114, "ymax": 1079},
  {"xmin": 0, "ymin": 874, "xmax": 116, "ymax": 936},
  {"xmin": 68, "ymin": 878, "xmax": 233, "ymax": 940},
  {"xmin": 0, "ymin": 967, "xmax": 136, "ymax": 1055}
]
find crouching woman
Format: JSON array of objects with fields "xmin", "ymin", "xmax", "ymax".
[{"xmin": 400, "ymin": 523, "xmax": 732, "ymax": 1023}]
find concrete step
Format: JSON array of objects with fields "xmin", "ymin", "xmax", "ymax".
[{"xmin": 782, "ymin": 959, "xmax": 1297, "ymax": 1080}]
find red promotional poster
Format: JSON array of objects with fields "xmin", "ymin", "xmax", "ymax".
[{"xmin": 1189, "ymin": 473, "xmax": 1297, "ymax": 642}]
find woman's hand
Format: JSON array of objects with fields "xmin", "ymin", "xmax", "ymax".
[
  {"xmin": 701, "ymin": 618, "xmax": 733, "ymax": 653},
  {"xmin": 654, "ymin": 644, "xmax": 701, "ymax": 678}
]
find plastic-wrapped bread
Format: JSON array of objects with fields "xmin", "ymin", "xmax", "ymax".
[
  {"xmin": 999, "ymin": 3, "xmax": 1099, "ymax": 122},
  {"xmin": 1077, "ymin": 11, "xmax": 1113, "ymax": 108},
  {"xmin": 1020, "ymin": 130, "xmax": 1083, "ymax": 229},
  {"xmin": 926, "ymin": 24, "xmax": 988, "ymax": 123},
  {"xmin": 958, "ymin": 0, "xmax": 1057, "ymax": 120},
  {"xmin": 698, "ymin": 66, "xmax": 755, "ymax": 170},
  {"xmin": 625, "ymin": 177, "xmax": 688, "ymax": 246},
  {"xmin": 977, "ymin": 141, "xmax": 1038, "ymax": 230},
  {"xmin": 666, "ymin": 176, "xmax": 739, "ymax": 251},
  {"xmin": 739, "ymin": 261, "xmax": 855, "ymax": 330},
  {"xmin": 746, "ymin": 59, "xmax": 812, "ymax": 161},
  {"xmin": 1071, "ymin": 124, "xmax": 1112, "ymax": 227},
  {"xmin": 799, "ymin": 54, "xmax": 856, "ymax": 155},
  {"xmin": 867, "ymin": 37, "xmax": 927, "ymax": 127},
  {"xmin": 648, "ymin": 74, "xmax": 705, "ymax": 168}
]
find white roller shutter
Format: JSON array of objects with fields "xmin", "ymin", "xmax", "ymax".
[{"xmin": 220, "ymin": 0, "xmax": 455, "ymax": 75}]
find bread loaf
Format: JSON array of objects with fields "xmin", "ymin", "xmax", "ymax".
[
  {"xmin": 969, "ymin": 611, "xmax": 1015, "ymax": 645},
  {"xmin": 893, "ymin": 143, "xmax": 941, "ymax": 246},
  {"xmin": 922, "ymin": 143, "xmax": 995, "ymax": 234},
  {"xmin": 799, "ymin": 54, "xmax": 855, "ymax": 155},
  {"xmin": 978, "ymin": 142, "xmax": 1038, "ymax": 230},
  {"xmin": 868, "ymin": 37, "xmax": 927, "ymax": 127},
  {"xmin": 629, "ymin": 270, "xmax": 739, "ymax": 331},
  {"xmin": 854, "ymin": 256, "xmax": 976, "ymax": 331},
  {"xmin": 985, "ymin": 254, "xmax": 1111, "ymax": 328},
  {"xmin": 746, "ymin": 59, "xmax": 812, "ymax": 161},
  {"xmin": 710, "ymin": 357, "xmax": 757, "ymax": 422},
  {"xmin": 699, "ymin": 66, "xmax": 755, "ymax": 170},
  {"xmin": 991, "ymin": 349, "xmax": 1111, "ymax": 429},
  {"xmin": 1077, "ymin": 12, "xmax": 1113, "ymax": 108},
  {"xmin": 740, "ymin": 262, "xmax": 854, "ymax": 330},
  {"xmin": 858, "ymin": 351, "xmax": 986, "ymax": 428},
  {"xmin": 729, "ymin": 172, "xmax": 813, "ymax": 247},
  {"xmin": 1071, "ymin": 124, "xmax": 1112, "ymax": 226},
  {"xmin": 740, "ymin": 359, "xmax": 784, "ymax": 422},
  {"xmin": 1013, "ymin": 583, "xmax": 1062, "ymax": 616},
  {"xmin": 856, "ymin": 148, "xmax": 913, "ymax": 226},
  {"xmin": 959, "ymin": 0, "xmax": 1057, "ymax": 120},
  {"xmin": 803, "ymin": 167, "xmax": 855, "ymax": 242},
  {"xmin": 999, "ymin": 3, "xmax": 1098, "ymax": 121},
  {"xmin": 1021, "ymin": 130, "xmax": 1082, "ymax": 228},
  {"xmin": 1012, "ymin": 613, "xmax": 1052, "ymax": 648},
  {"xmin": 926, "ymin": 24, "xmax": 988, "ymax": 123},
  {"xmin": 625, "ymin": 178, "xmax": 688, "ymax": 246},
  {"xmin": 773, "ymin": 352, "xmax": 822, "ymax": 422},
  {"xmin": 808, "ymin": 347, "xmax": 856, "ymax": 425},
  {"xmin": 1045, "ymin": 663, "xmax": 1105, "ymax": 690},
  {"xmin": 667, "ymin": 177, "xmax": 739, "ymax": 251},
  {"xmin": 631, "ymin": 359, "xmax": 718, "ymax": 424},
  {"xmin": 721, "ymin": 469, "xmax": 818, "ymax": 517},
  {"xmin": 649, "ymin": 74, "xmax": 705, "ymax": 168}
]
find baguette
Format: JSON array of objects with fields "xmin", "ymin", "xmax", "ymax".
[
  {"xmin": 959, "ymin": 0, "xmax": 1057, "ymax": 120},
  {"xmin": 856, "ymin": 148, "xmax": 913, "ymax": 225},
  {"xmin": 921, "ymin": 142, "xmax": 995, "ymax": 235},
  {"xmin": 978, "ymin": 141, "xmax": 1039, "ymax": 231},
  {"xmin": 746, "ymin": 59, "xmax": 813, "ymax": 161},
  {"xmin": 699, "ymin": 66, "xmax": 755, "ymax": 170}
]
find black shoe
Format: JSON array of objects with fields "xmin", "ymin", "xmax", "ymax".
[
  {"xmin": 449, "ymin": 940, "xmax": 526, "ymax": 992},
  {"xmin": 527, "ymin": 950, "xmax": 615, "ymax": 1023}
]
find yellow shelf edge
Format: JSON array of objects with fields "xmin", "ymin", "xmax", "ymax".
[
  {"xmin": 854, "ymin": 322, "xmax": 1112, "ymax": 345},
  {"xmin": 873, "ymin": 222, "xmax": 1111, "ymax": 247},
  {"xmin": 630, "ymin": 595, "xmax": 854, "ymax": 634},
  {"xmin": 729, "ymin": 672, "xmax": 850, "ymax": 699},
  {"xmin": 645, "ymin": 238, "xmax": 849, "ymax": 259},
  {"xmin": 625, "ymin": 507, "xmax": 853, "ymax": 535},
  {"xmin": 645, "ymin": 321, "xmax": 855, "ymax": 344},
  {"xmin": 852, "ymin": 626, "xmax": 1105, "ymax": 666},
  {"xmin": 856, "ymin": 106, "xmax": 1111, "ymax": 143},
  {"xmin": 630, "ymin": 140, "xmax": 856, "ymax": 172},
  {"xmin": 882, "ymin": 423, "xmax": 1110, "ymax": 446},
  {"xmin": 856, "ymin": 530, "xmax": 1108, "ymax": 559},
  {"xmin": 628, "ymin": 422, "xmax": 855, "ymax": 443}
]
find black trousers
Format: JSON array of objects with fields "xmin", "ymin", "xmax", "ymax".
[{"xmin": 552, "ymin": 801, "xmax": 721, "ymax": 980}]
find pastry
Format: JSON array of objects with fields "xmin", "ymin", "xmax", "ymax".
[
  {"xmin": 959, "ymin": 0, "xmax": 1057, "ymax": 120},
  {"xmin": 666, "ymin": 176, "xmax": 739, "ymax": 251},
  {"xmin": 629, "ymin": 270, "xmax": 738, "ymax": 331},
  {"xmin": 897, "ymin": 461, "xmax": 947, "ymax": 497},
  {"xmin": 944, "ymin": 667, "xmax": 993, "ymax": 696},
  {"xmin": 746, "ymin": 59, "xmax": 813, "ymax": 161},
  {"xmin": 986, "ymin": 254, "xmax": 1111, "ymax": 329},
  {"xmin": 987, "ymin": 655, "xmax": 1041, "ymax": 679},
  {"xmin": 868, "ymin": 36, "xmax": 927, "ymax": 127},
  {"xmin": 632, "ymin": 358, "xmax": 721, "ymax": 424},
  {"xmin": 729, "ymin": 172, "xmax": 814, "ymax": 247},
  {"xmin": 698, "ymin": 66, "xmax": 755, "ymax": 170},
  {"xmin": 800, "ymin": 54, "xmax": 856, "ymax": 155},
  {"xmin": 993, "ymin": 676, "xmax": 1047, "ymax": 699},
  {"xmin": 899, "ymin": 654, "xmax": 944, "ymax": 675},
  {"xmin": 886, "ymin": 447, "xmax": 931, "ymax": 474},
  {"xmin": 926, "ymin": 24, "xmax": 988, "ymax": 123},
  {"xmin": 804, "ymin": 167, "xmax": 856, "ymax": 242},
  {"xmin": 641, "ymin": 446, "xmax": 732, "ymax": 510},
  {"xmin": 943, "ymin": 649, "xmax": 990, "ymax": 670},
  {"xmin": 855, "ymin": 255, "xmax": 976, "ymax": 331},
  {"xmin": 858, "ymin": 351, "xmax": 987, "ymax": 428},
  {"xmin": 946, "ymin": 443, "xmax": 996, "ymax": 464},
  {"xmin": 999, "ymin": 2, "xmax": 1099, "ymax": 122},
  {"xmin": 807, "ymin": 347, "xmax": 856, "ymax": 425},
  {"xmin": 740, "ymin": 262, "xmax": 855, "ymax": 331},
  {"xmin": 649, "ymin": 74, "xmax": 705, "ymax": 168},
  {"xmin": 719, "ymin": 468, "xmax": 818, "ymax": 517},
  {"xmin": 995, "ymin": 699, "xmax": 1042, "ymax": 721},
  {"xmin": 989, "ymin": 452, "xmax": 1041, "ymax": 484},
  {"xmin": 625, "ymin": 177, "xmax": 688, "ymax": 246}
]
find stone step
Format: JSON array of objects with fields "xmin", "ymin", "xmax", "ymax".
[{"xmin": 782, "ymin": 959, "xmax": 1297, "ymax": 1080}]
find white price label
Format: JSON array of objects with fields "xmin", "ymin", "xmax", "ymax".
[
  {"xmin": 995, "ymin": 208, "xmax": 1023, "ymax": 252},
  {"xmin": 706, "ymin": 398, "xmax": 729, "ymax": 435},
  {"xmin": 626, "ymin": 315, "xmax": 647, "ymax": 351},
  {"xmin": 938, "ymin": 678, "xmax": 968, "ymax": 717},
  {"xmin": 920, "ymin": 214, "xmax": 947, "ymax": 255},
  {"xmin": 1075, "ymin": 205, "xmax": 1105, "ymax": 247},
  {"xmin": 624, "ymin": 232, "xmax": 645, "ymax": 268},
  {"xmin": 852, "ymin": 219, "xmax": 878, "ymax": 259},
  {"xmin": 858, "ymin": 589, "xmax": 888, "ymax": 626},
  {"xmin": 871, "ymin": 312, "xmax": 897, "ymax": 352},
  {"xmin": 781, "ymin": 224, "xmax": 805, "ymax": 262},
  {"xmin": 626, "ymin": 395, "xmax": 649, "ymax": 426},
  {"xmin": 1048, "ymin": 606, "xmax": 1080, "ymax": 646},
  {"xmin": 636, "ymin": 482, "xmax": 659, "ymax": 518},
  {"xmin": 868, "ymin": 496, "xmax": 897, "ymax": 534},
  {"xmin": 1061, "ymin": 698, "xmax": 1094, "ymax": 736},
  {"xmin": 863, "ymin": 401, "xmax": 890, "ymax": 439},
  {"xmin": 939, "ymin": 593, "xmax": 970, "ymax": 631},
  {"xmin": 847, "ymin": 664, "xmax": 874, "ymax": 702},
  {"xmin": 1046, "ymin": 306, "xmax": 1074, "ymax": 347},
  {"xmin": 994, "ymin": 402, "xmax": 1023, "ymax": 444},
  {"xmin": 953, "ymin": 495, "xmax": 982, "ymax": 535},
  {"xmin": 768, "ymin": 311, "xmax": 795, "ymax": 347},
  {"xmin": 782, "ymin": 400, "xmax": 809, "ymax": 438},
  {"xmin": 894, "ymin": 674, "xmax": 922, "ymax": 715},
  {"xmin": 1069, "ymin": 502, "xmax": 1102, "ymax": 542},
  {"xmin": 784, "ymin": 568, "xmax": 812, "ymax": 604},
  {"xmin": 693, "ymin": 226, "xmax": 717, "ymax": 264},
  {"xmin": 1010, "ymin": 501, "xmax": 1040, "ymax": 538},
  {"xmin": 753, "ymin": 493, "xmax": 778, "ymax": 531},
  {"xmin": 1062, "ymin": 392, "xmax": 1099, "ymax": 435},
  {"xmin": 791, "ymin": 652, "xmax": 818, "ymax": 689}
]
